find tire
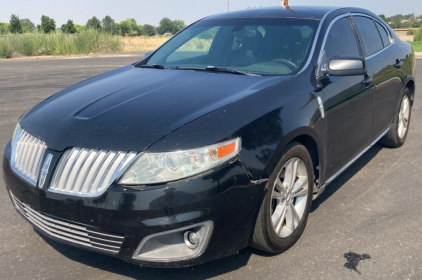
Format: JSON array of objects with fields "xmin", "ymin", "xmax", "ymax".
[
  {"xmin": 380, "ymin": 88, "xmax": 412, "ymax": 148},
  {"xmin": 249, "ymin": 142, "xmax": 314, "ymax": 253}
]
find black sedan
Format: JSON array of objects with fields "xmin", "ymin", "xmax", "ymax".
[{"xmin": 2, "ymin": 6, "xmax": 416, "ymax": 268}]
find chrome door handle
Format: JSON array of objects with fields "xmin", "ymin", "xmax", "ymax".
[{"xmin": 361, "ymin": 76, "xmax": 373, "ymax": 85}]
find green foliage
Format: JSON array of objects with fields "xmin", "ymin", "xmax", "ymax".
[
  {"xmin": 157, "ymin": 17, "xmax": 174, "ymax": 34},
  {"xmin": 142, "ymin": 24, "xmax": 156, "ymax": 36},
  {"xmin": 112, "ymin": 23, "xmax": 121, "ymax": 35},
  {"xmin": 172, "ymin": 20, "xmax": 186, "ymax": 33},
  {"xmin": 0, "ymin": 37, "xmax": 12, "ymax": 58},
  {"xmin": 407, "ymin": 29, "xmax": 415, "ymax": 35},
  {"xmin": 61, "ymin": 20, "xmax": 77, "ymax": 34},
  {"xmin": 157, "ymin": 17, "xmax": 186, "ymax": 35},
  {"xmin": 101, "ymin": 16, "xmax": 115, "ymax": 34},
  {"xmin": 0, "ymin": 23, "xmax": 10, "ymax": 35},
  {"xmin": 20, "ymin": 19, "xmax": 35, "ymax": 33},
  {"xmin": 414, "ymin": 28, "xmax": 422, "ymax": 42},
  {"xmin": 119, "ymin": 18, "xmax": 140, "ymax": 36},
  {"xmin": 379, "ymin": 14, "xmax": 387, "ymax": 23},
  {"xmin": 3, "ymin": 30, "xmax": 121, "ymax": 57},
  {"xmin": 74, "ymin": 24, "xmax": 85, "ymax": 33},
  {"xmin": 86, "ymin": 16, "xmax": 101, "ymax": 30},
  {"xmin": 9, "ymin": 14, "xmax": 22, "ymax": 34},
  {"xmin": 413, "ymin": 21, "xmax": 421, "ymax": 28},
  {"xmin": 410, "ymin": 41, "xmax": 422, "ymax": 51},
  {"xmin": 40, "ymin": 15, "xmax": 56, "ymax": 33}
]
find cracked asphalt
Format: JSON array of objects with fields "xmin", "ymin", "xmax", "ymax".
[{"xmin": 0, "ymin": 54, "xmax": 421, "ymax": 280}]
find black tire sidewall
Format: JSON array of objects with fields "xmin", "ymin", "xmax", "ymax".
[{"xmin": 260, "ymin": 142, "xmax": 314, "ymax": 252}]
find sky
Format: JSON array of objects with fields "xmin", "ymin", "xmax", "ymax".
[{"xmin": 0, "ymin": 0, "xmax": 421, "ymax": 27}]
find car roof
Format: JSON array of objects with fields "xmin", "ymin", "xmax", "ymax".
[{"xmin": 203, "ymin": 6, "xmax": 345, "ymax": 21}]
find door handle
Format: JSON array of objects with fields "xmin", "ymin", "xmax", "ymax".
[
  {"xmin": 361, "ymin": 76, "xmax": 373, "ymax": 85},
  {"xmin": 394, "ymin": 59, "xmax": 403, "ymax": 69}
]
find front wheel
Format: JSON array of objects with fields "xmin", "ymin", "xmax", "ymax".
[
  {"xmin": 249, "ymin": 142, "xmax": 314, "ymax": 253},
  {"xmin": 380, "ymin": 88, "xmax": 412, "ymax": 148}
]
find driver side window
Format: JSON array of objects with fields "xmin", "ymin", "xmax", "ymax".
[{"xmin": 320, "ymin": 17, "xmax": 360, "ymax": 74}]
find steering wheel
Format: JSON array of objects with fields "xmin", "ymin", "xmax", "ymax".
[{"xmin": 271, "ymin": 58, "xmax": 298, "ymax": 71}]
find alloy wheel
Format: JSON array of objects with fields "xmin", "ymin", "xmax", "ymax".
[
  {"xmin": 270, "ymin": 158, "xmax": 309, "ymax": 238},
  {"xmin": 398, "ymin": 95, "xmax": 410, "ymax": 139}
]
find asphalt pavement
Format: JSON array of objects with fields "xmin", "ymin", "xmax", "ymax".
[{"xmin": 0, "ymin": 55, "xmax": 421, "ymax": 280}]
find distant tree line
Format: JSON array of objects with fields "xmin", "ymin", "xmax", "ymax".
[
  {"xmin": 379, "ymin": 13, "xmax": 422, "ymax": 29},
  {"xmin": 0, "ymin": 14, "xmax": 186, "ymax": 36}
]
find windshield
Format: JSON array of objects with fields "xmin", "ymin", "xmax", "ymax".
[{"xmin": 142, "ymin": 18, "xmax": 319, "ymax": 76}]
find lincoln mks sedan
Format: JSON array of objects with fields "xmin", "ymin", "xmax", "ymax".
[{"xmin": 2, "ymin": 6, "xmax": 416, "ymax": 267}]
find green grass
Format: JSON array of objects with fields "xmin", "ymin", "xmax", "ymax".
[
  {"xmin": 410, "ymin": 41, "xmax": 422, "ymax": 52},
  {"xmin": 0, "ymin": 30, "xmax": 121, "ymax": 58}
]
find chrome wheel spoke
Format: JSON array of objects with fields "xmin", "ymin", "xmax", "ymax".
[
  {"xmin": 274, "ymin": 177, "xmax": 287, "ymax": 197},
  {"xmin": 292, "ymin": 177, "xmax": 308, "ymax": 198},
  {"xmin": 285, "ymin": 202, "xmax": 300, "ymax": 232},
  {"xmin": 284, "ymin": 159, "xmax": 298, "ymax": 189},
  {"xmin": 272, "ymin": 204, "xmax": 287, "ymax": 234}
]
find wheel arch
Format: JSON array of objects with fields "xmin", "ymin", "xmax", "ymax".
[{"xmin": 262, "ymin": 127, "xmax": 324, "ymax": 194}]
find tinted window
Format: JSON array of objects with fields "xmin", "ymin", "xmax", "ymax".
[
  {"xmin": 353, "ymin": 16, "xmax": 384, "ymax": 56},
  {"xmin": 375, "ymin": 21, "xmax": 390, "ymax": 47},
  {"xmin": 145, "ymin": 18, "xmax": 319, "ymax": 76},
  {"xmin": 320, "ymin": 18, "xmax": 360, "ymax": 73}
]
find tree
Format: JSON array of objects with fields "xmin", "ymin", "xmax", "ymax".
[
  {"xmin": 143, "ymin": 24, "xmax": 156, "ymax": 36},
  {"xmin": 0, "ymin": 23, "xmax": 10, "ymax": 35},
  {"xmin": 119, "ymin": 18, "xmax": 139, "ymax": 36},
  {"xmin": 9, "ymin": 14, "xmax": 22, "ymax": 34},
  {"xmin": 20, "ymin": 18, "xmax": 35, "ymax": 33},
  {"xmin": 379, "ymin": 14, "xmax": 387, "ymax": 23},
  {"xmin": 61, "ymin": 19, "xmax": 76, "ymax": 34},
  {"xmin": 86, "ymin": 16, "xmax": 101, "ymax": 30},
  {"xmin": 157, "ymin": 17, "xmax": 174, "ymax": 34},
  {"xmin": 101, "ymin": 15, "xmax": 114, "ymax": 34},
  {"xmin": 40, "ymin": 15, "xmax": 56, "ymax": 33},
  {"xmin": 172, "ymin": 20, "xmax": 186, "ymax": 34}
]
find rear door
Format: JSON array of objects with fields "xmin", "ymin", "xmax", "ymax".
[
  {"xmin": 352, "ymin": 15, "xmax": 404, "ymax": 141},
  {"xmin": 318, "ymin": 17, "xmax": 375, "ymax": 180}
]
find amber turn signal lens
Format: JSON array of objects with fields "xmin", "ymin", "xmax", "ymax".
[{"xmin": 217, "ymin": 142, "xmax": 237, "ymax": 159}]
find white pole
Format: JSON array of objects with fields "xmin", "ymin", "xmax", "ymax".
[{"xmin": 228, "ymin": 0, "xmax": 230, "ymax": 12}]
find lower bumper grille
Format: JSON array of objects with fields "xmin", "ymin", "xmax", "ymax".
[{"xmin": 10, "ymin": 192, "xmax": 124, "ymax": 254}]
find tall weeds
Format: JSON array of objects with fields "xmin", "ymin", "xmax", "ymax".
[{"xmin": 0, "ymin": 30, "xmax": 121, "ymax": 58}]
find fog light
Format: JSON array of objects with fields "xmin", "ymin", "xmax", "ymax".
[
  {"xmin": 184, "ymin": 231, "xmax": 199, "ymax": 249},
  {"xmin": 132, "ymin": 221, "xmax": 213, "ymax": 262}
]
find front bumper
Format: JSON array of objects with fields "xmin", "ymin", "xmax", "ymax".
[{"xmin": 2, "ymin": 140, "xmax": 266, "ymax": 268}]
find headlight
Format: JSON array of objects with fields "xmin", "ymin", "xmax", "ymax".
[{"xmin": 119, "ymin": 138, "xmax": 241, "ymax": 185}]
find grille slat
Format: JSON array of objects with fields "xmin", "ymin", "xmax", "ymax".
[
  {"xmin": 11, "ymin": 129, "xmax": 47, "ymax": 186},
  {"xmin": 10, "ymin": 193, "xmax": 124, "ymax": 254},
  {"xmin": 50, "ymin": 148, "xmax": 137, "ymax": 197}
]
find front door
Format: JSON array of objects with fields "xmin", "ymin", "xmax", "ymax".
[{"xmin": 319, "ymin": 17, "xmax": 375, "ymax": 180}]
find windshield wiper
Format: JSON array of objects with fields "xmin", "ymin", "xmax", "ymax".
[
  {"xmin": 175, "ymin": 66, "xmax": 259, "ymax": 76},
  {"xmin": 140, "ymin": 64, "xmax": 170, "ymax": 69}
]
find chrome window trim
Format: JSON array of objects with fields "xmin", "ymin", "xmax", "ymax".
[
  {"xmin": 296, "ymin": 7, "xmax": 341, "ymax": 75},
  {"xmin": 315, "ymin": 12, "xmax": 396, "ymax": 78},
  {"xmin": 350, "ymin": 13, "xmax": 395, "ymax": 60}
]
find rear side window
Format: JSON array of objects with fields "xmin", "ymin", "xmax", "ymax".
[
  {"xmin": 375, "ymin": 21, "xmax": 390, "ymax": 47},
  {"xmin": 353, "ymin": 16, "xmax": 384, "ymax": 56}
]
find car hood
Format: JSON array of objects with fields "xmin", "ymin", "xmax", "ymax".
[{"xmin": 20, "ymin": 65, "xmax": 284, "ymax": 152}]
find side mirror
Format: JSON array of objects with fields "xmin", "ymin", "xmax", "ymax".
[
  {"xmin": 143, "ymin": 50, "xmax": 154, "ymax": 59},
  {"xmin": 322, "ymin": 56, "xmax": 367, "ymax": 76}
]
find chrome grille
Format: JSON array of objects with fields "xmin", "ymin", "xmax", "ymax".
[
  {"xmin": 50, "ymin": 148, "xmax": 138, "ymax": 197},
  {"xmin": 11, "ymin": 128, "xmax": 47, "ymax": 186},
  {"xmin": 10, "ymin": 192, "xmax": 124, "ymax": 254}
]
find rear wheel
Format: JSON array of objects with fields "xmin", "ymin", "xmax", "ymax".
[
  {"xmin": 380, "ymin": 88, "xmax": 412, "ymax": 148},
  {"xmin": 250, "ymin": 142, "xmax": 313, "ymax": 253}
]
